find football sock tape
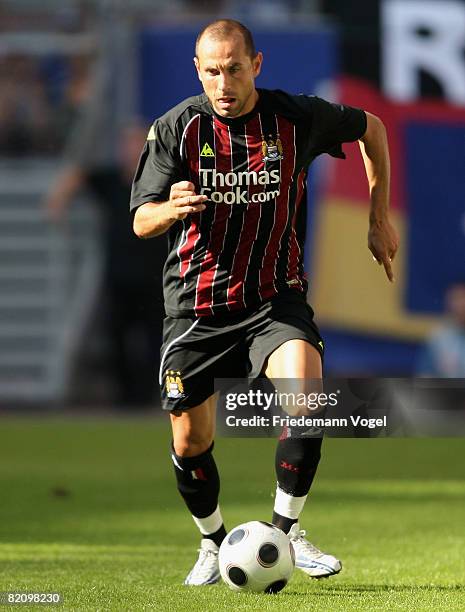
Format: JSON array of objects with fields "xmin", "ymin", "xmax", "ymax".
[
  {"xmin": 199, "ymin": 521, "xmax": 227, "ymax": 548},
  {"xmin": 273, "ymin": 486, "xmax": 307, "ymax": 520},
  {"xmin": 192, "ymin": 505, "xmax": 224, "ymax": 536},
  {"xmin": 271, "ymin": 512, "xmax": 298, "ymax": 534}
]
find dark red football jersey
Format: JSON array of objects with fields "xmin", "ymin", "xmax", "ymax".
[{"xmin": 130, "ymin": 89, "xmax": 366, "ymax": 317}]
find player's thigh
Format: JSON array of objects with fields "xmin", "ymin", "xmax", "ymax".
[
  {"xmin": 247, "ymin": 294, "xmax": 324, "ymax": 415},
  {"xmin": 264, "ymin": 340, "xmax": 323, "ymax": 416},
  {"xmin": 247, "ymin": 292, "xmax": 324, "ymax": 381},
  {"xmin": 170, "ymin": 393, "xmax": 217, "ymax": 457},
  {"xmin": 264, "ymin": 339, "xmax": 322, "ymax": 379}
]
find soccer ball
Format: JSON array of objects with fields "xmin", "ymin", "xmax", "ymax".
[{"xmin": 219, "ymin": 521, "xmax": 295, "ymax": 593}]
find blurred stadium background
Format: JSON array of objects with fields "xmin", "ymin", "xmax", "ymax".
[
  {"xmin": 1, "ymin": 3, "xmax": 464, "ymax": 609},
  {"xmin": 0, "ymin": 0, "xmax": 464, "ymax": 409}
]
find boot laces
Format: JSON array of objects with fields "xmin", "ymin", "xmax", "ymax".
[
  {"xmin": 290, "ymin": 529, "xmax": 324, "ymax": 558},
  {"xmin": 192, "ymin": 547, "xmax": 218, "ymax": 579}
]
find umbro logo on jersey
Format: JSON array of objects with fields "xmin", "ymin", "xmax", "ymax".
[{"xmin": 200, "ymin": 142, "xmax": 215, "ymax": 157}]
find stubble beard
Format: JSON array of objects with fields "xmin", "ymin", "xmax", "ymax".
[{"xmin": 211, "ymin": 86, "xmax": 257, "ymax": 118}]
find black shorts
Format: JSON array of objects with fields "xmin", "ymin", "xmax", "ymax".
[{"xmin": 159, "ymin": 291, "xmax": 324, "ymax": 411}]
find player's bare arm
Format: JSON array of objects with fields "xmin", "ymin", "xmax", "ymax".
[
  {"xmin": 133, "ymin": 181, "xmax": 207, "ymax": 238},
  {"xmin": 358, "ymin": 111, "xmax": 399, "ymax": 282}
]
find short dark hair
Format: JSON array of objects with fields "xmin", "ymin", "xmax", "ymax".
[{"xmin": 195, "ymin": 19, "xmax": 257, "ymax": 59}]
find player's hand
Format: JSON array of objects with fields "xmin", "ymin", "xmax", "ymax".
[
  {"xmin": 368, "ymin": 217, "xmax": 399, "ymax": 282},
  {"xmin": 167, "ymin": 181, "xmax": 207, "ymax": 220}
]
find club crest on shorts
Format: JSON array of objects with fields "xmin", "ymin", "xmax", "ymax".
[
  {"xmin": 262, "ymin": 134, "xmax": 283, "ymax": 162},
  {"xmin": 165, "ymin": 369, "xmax": 185, "ymax": 399}
]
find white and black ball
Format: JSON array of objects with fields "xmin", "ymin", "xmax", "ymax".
[{"xmin": 219, "ymin": 521, "xmax": 295, "ymax": 593}]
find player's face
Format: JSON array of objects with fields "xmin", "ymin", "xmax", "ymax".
[{"xmin": 194, "ymin": 34, "xmax": 263, "ymax": 118}]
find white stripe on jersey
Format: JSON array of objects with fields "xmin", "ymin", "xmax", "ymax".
[
  {"xmin": 183, "ymin": 114, "xmax": 204, "ymax": 282},
  {"xmin": 279, "ymin": 122, "xmax": 297, "ymax": 288},
  {"xmin": 177, "ymin": 223, "xmax": 188, "ymax": 282},
  {"xmin": 226, "ymin": 120, "xmax": 251, "ymax": 311},
  {"xmin": 287, "ymin": 164, "xmax": 304, "ymax": 291},
  {"xmin": 243, "ymin": 112, "xmax": 264, "ymax": 308},
  {"xmin": 257, "ymin": 113, "xmax": 284, "ymax": 298},
  {"xmin": 180, "ymin": 113, "xmax": 201, "ymax": 162},
  {"xmin": 211, "ymin": 123, "xmax": 234, "ymax": 312},
  {"xmin": 194, "ymin": 117, "xmax": 217, "ymax": 315}
]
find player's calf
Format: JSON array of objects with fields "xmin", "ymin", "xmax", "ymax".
[{"xmin": 171, "ymin": 442, "xmax": 226, "ymax": 585}]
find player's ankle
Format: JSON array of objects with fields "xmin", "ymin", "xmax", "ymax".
[
  {"xmin": 272, "ymin": 512, "xmax": 298, "ymax": 534},
  {"xmin": 202, "ymin": 524, "xmax": 227, "ymax": 548}
]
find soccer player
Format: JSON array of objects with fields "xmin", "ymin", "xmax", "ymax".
[{"xmin": 130, "ymin": 19, "xmax": 398, "ymax": 585}]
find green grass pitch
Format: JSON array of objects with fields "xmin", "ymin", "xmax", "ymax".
[{"xmin": 0, "ymin": 417, "xmax": 464, "ymax": 611}]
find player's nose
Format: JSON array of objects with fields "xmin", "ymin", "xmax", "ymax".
[{"xmin": 217, "ymin": 71, "xmax": 233, "ymax": 91}]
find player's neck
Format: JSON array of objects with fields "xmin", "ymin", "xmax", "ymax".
[{"xmin": 240, "ymin": 89, "xmax": 259, "ymax": 117}]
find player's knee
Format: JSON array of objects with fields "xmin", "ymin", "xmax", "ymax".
[{"xmin": 173, "ymin": 434, "xmax": 213, "ymax": 458}]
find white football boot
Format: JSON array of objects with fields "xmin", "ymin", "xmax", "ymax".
[
  {"xmin": 289, "ymin": 523, "xmax": 342, "ymax": 578},
  {"xmin": 183, "ymin": 538, "xmax": 221, "ymax": 586}
]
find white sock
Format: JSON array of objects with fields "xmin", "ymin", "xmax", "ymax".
[
  {"xmin": 192, "ymin": 505, "xmax": 223, "ymax": 536},
  {"xmin": 273, "ymin": 486, "xmax": 307, "ymax": 520}
]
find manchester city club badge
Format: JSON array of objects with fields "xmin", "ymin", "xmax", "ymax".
[
  {"xmin": 262, "ymin": 134, "xmax": 284, "ymax": 162},
  {"xmin": 165, "ymin": 369, "xmax": 185, "ymax": 399}
]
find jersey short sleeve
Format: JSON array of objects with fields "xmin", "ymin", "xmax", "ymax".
[
  {"xmin": 306, "ymin": 95, "xmax": 367, "ymax": 158},
  {"xmin": 130, "ymin": 120, "xmax": 182, "ymax": 211}
]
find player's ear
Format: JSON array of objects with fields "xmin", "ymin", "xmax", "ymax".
[
  {"xmin": 252, "ymin": 52, "xmax": 263, "ymax": 78},
  {"xmin": 193, "ymin": 56, "xmax": 202, "ymax": 81}
]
